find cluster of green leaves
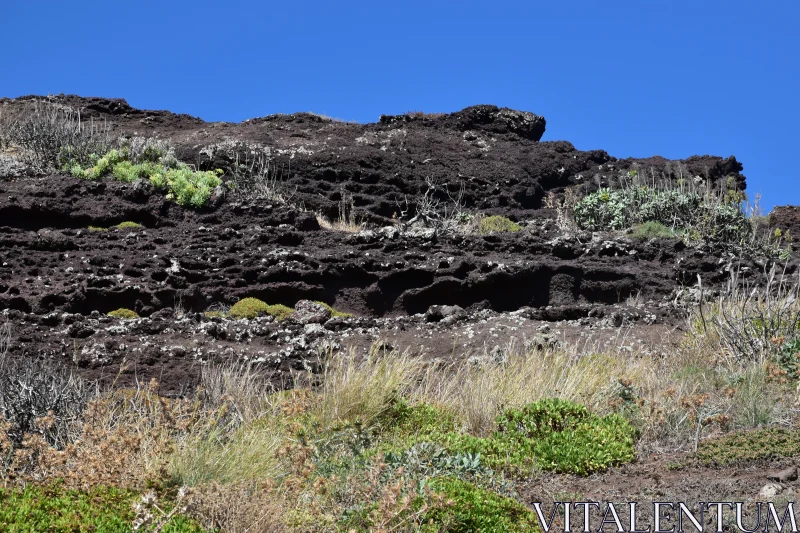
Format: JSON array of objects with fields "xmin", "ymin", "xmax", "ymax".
[
  {"xmin": 423, "ymin": 477, "xmax": 540, "ymax": 533},
  {"xmin": 573, "ymin": 185, "xmax": 751, "ymax": 245},
  {"xmin": 695, "ymin": 427, "xmax": 800, "ymax": 466},
  {"xmin": 66, "ymin": 139, "xmax": 222, "ymax": 208},
  {"xmin": 228, "ymin": 297, "xmax": 294, "ymax": 320},
  {"xmin": 776, "ymin": 338, "xmax": 800, "ymax": 379},
  {"xmin": 386, "ymin": 399, "xmax": 636, "ymax": 477},
  {"xmin": 478, "ymin": 215, "xmax": 522, "ymax": 235},
  {"xmin": 0, "ymin": 484, "xmax": 205, "ymax": 533}
]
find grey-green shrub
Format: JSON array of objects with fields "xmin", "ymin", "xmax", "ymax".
[
  {"xmin": 573, "ymin": 185, "xmax": 751, "ymax": 245},
  {"xmin": 631, "ymin": 221, "xmax": 674, "ymax": 240}
]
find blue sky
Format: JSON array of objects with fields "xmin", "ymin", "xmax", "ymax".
[{"xmin": 2, "ymin": 1, "xmax": 798, "ymax": 211}]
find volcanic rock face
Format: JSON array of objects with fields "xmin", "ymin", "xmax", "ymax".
[
  {"xmin": 1, "ymin": 95, "xmax": 747, "ymax": 226},
  {"xmin": 0, "ymin": 95, "xmax": 765, "ymax": 390}
]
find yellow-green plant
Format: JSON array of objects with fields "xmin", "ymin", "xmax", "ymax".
[
  {"xmin": 229, "ymin": 298, "xmax": 293, "ymax": 320},
  {"xmin": 107, "ymin": 308, "xmax": 138, "ymax": 319},
  {"xmin": 115, "ymin": 221, "xmax": 142, "ymax": 229},
  {"xmin": 478, "ymin": 215, "xmax": 521, "ymax": 235},
  {"xmin": 68, "ymin": 138, "xmax": 222, "ymax": 208}
]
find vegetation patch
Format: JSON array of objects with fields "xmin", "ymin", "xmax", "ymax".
[
  {"xmin": 478, "ymin": 215, "xmax": 522, "ymax": 235},
  {"xmin": 115, "ymin": 221, "xmax": 142, "ymax": 229},
  {"xmin": 0, "ymin": 484, "xmax": 205, "ymax": 533},
  {"xmin": 387, "ymin": 399, "xmax": 636, "ymax": 476},
  {"xmin": 573, "ymin": 184, "xmax": 750, "ymax": 245},
  {"xmin": 425, "ymin": 477, "xmax": 540, "ymax": 532},
  {"xmin": 695, "ymin": 427, "xmax": 800, "ymax": 466},
  {"xmin": 630, "ymin": 220, "xmax": 675, "ymax": 240},
  {"xmin": 87, "ymin": 225, "xmax": 107, "ymax": 232},
  {"xmin": 107, "ymin": 308, "xmax": 139, "ymax": 319},
  {"xmin": 66, "ymin": 138, "xmax": 222, "ymax": 208},
  {"xmin": 229, "ymin": 297, "xmax": 293, "ymax": 320}
]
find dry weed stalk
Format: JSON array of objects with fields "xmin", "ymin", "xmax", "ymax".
[
  {"xmin": 543, "ymin": 189, "xmax": 579, "ymax": 232},
  {"xmin": 316, "ymin": 190, "xmax": 365, "ymax": 233},
  {"xmin": 0, "ymin": 99, "xmax": 113, "ymax": 171},
  {"xmin": 695, "ymin": 263, "xmax": 800, "ymax": 363}
]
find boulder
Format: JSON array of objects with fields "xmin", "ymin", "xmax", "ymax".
[{"xmin": 292, "ymin": 300, "xmax": 331, "ymax": 325}]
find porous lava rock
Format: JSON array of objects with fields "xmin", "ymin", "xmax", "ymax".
[{"xmin": 0, "ymin": 94, "xmax": 779, "ymax": 391}]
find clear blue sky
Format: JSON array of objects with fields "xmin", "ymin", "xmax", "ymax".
[{"xmin": 2, "ymin": 1, "xmax": 798, "ymax": 212}]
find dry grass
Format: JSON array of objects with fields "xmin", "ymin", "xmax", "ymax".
[
  {"xmin": 2, "ymin": 290, "xmax": 799, "ymax": 529},
  {"xmin": 316, "ymin": 192, "xmax": 365, "ymax": 233},
  {"xmin": 312, "ymin": 345, "xmax": 425, "ymax": 429},
  {"xmin": 692, "ymin": 263, "xmax": 800, "ymax": 364},
  {"xmin": 412, "ymin": 342, "xmax": 651, "ymax": 436}
]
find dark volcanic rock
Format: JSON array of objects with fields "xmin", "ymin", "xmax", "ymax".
[
  {"xmin": 1, "ymin": 95, "xmax": 747, "ymax": 227},
  {"xmin": 770, "ymin": 206, "xmax": 800, "ymax": 240},
  {"xmin": 0, "ymin": 94, "xmax": 772, "ymax": 393},
  {"xmin": 292, "ymin": 300, "xmax": 331, "ymax": 324}
]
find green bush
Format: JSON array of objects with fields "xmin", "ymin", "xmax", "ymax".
[
  {"xmin": 115, "ymin": 221, "xmax": 142, "ymax": 229},
  {"xmin": 631, "ymin": 220, "xmax": 674, "ymax": 240},
  {"xmin": 0, "ymin": 484, "xmax": 205, "ymax": 532},
  {"xmin": 107, "ymin": 308, "xmax": 139, "ymax": 319},
  {"xmin": 158, "ymin": 166, "xmax": 223, "ymax": 208},
  {"xmin": 229, "ymin": 298, "xmax": 293, "ymax": 320},
  {"xmin": 387, "ymin": 399, "xmax": 636, "ymax": 476},
  {"xmin": 423, "ymin": 478, "xmax": 540, "ymax": 533},
  {"xmin": 573, "ymin": 185, "xmax": 751, "ymax": 245},
  {"xmin": 478, "ymin": 215, "xmax": 521, "ymax": 235},
  {"xmin": 777, "ymin": 338, "xmax": 800, "ymax": 379},
  {"xmin": 495, "ymin": 398, "xmax": 636, "ymax": 475},
  {"xmin": 67, "ymin": 138, "xmax": 222, "ymax": 208}
]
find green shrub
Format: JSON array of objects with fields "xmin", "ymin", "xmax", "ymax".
[
  {"xmin": 158, "ymin": 166, "xmax": 223, "ymax": 208},
  {"xmin": 424, "ymin": 478, "xmax": 539, "ymax": 533},
  {"xmin": 695, "ymin": 427, "xmax": 800, "ymax": 466},
  {"xmin": 115, "ymin": 221, "xmax": 142, "ymax": 229},
  {"xmin": 387, "ymin": 399, "xmax": 636, "ymax": 476},
  {"xmin": 87, "ymin": 225, "xmax": 107, "ymax": 232},
  {"xmin": 229, "ymin": 298, "xmax": 293, "ymax": 320},
  {"xmin": 777, "ymin": 338, "xmax": 800, "ymax": 379},
  {"xmin": 631, "ymin": 220, "xmax": 674, "ymax": 240},
  {"xmin": 573, "ymin": 185, "xmax": 751, "ymax": 245},
  {"xmin": 107, "ymin": 308, "xmax": 139, "ymax": 319},
  {"xmin": 67, "ymin": 139, "xmax": 222, "ymax": 208},
  {"xmin": 494, "ymin": 398, "xmax": 636, "ymax": 475},
  {"xmin": 0, "ymin": 484, "xmax": 205, "ymax": 532},
  {"xmin": 478, "ymin": 215, "xmax": 521, "ymax": 235}
]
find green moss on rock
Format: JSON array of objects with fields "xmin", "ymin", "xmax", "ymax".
[
  {"xmin": 229, "ymin": 298, "xmax": 294, "ymax": 321},
  {"xmin": 107, "ymin": 308, "xmax": 139, "ymax": 319}
]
